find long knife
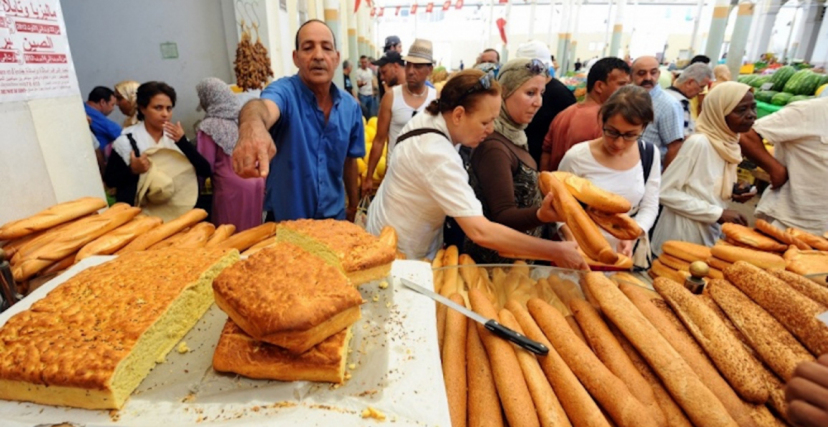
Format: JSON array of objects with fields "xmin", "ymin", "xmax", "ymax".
[{"xmin": 398, "ymin": 277, "xmax": 549, "ymax": 356}]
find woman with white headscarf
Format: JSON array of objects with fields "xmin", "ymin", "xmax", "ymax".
[
  {"xmin": 652, "ymin": 81, "xmax": 757, "ymax": 255},
  {"xmin": 196, "ymin": 77, "xmax": 264, "ymax": 231},
  {"xmin": 114, "ymin": 80, "xmax": 140, "ymax": 127}
]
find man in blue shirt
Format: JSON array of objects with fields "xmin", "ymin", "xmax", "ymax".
[
  {"xmin": 83, "ymin": 86, "xmax": 122, "ymax": 152},
  {"xmin": 633, "ymin": 56, "xmax": 684, "ymax": 169},
  {"xmin": 233, "ymin": 20, "xmax": 365, "ymax": 222}
]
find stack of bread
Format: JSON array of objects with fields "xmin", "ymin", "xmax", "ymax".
[
  {"xmin": 210, "ymin": 220, "xmax": 397, "ymax": 384},
  {"xmin": 538, "ymin": 172, "xmax": 641, "ymax": 270},
  {"xmin": 0, "ymin": 197, "xmax": 289, "ymax": 292},
  {"xmin": 434, "ymin": 249, "xmax": 826, "ymax": 426},
  {"xmin": 651, "ymin": 240, "xmax": 718, "ymax": 283},
  {"xmin": 0, "ymin": 247, "xmax": 240, "ymax": 409}
]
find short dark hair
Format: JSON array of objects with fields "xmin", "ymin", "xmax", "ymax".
[
  {"xmin": 88, "ymin": 86, "xmax": 115, "ymax": 103},
  {"xmin": 690, "ymin": 55, "xmax": 711, "ymax": 65},
  {"xmin": 136, "ymin": 81, "xmax": 176, "ymax": 121},
  {"xmin": 360, "ymin": 55, "xmax": 367, "ymax": 60},
  {"xmin": 600, "ymin": 85, "xmax": 654, "ymax": 127},
  {"xmin": 343, "ymin": 60, "xmax": 350, "ymax": 69},
  {"xmin": 294, "ymin": 19, "xmax": 336, "ymax": 50},
  {"xmin": 425, "ymin": 69, "xmax": 500, "ymax": 115},
  {"xmin": 482, "ymin": 48, "xmax": 500, "ymax": 63},
  {"xmin": 587, "ymin": 57, "xmax": 631, "ymax": 92}
]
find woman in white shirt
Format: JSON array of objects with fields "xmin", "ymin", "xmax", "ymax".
[
  {"xmin": 652, "ymin": 82, "xmax": 757, "ymax": 255},
  {"xmin": 367, "ymin": 69, "xmax": 586, "ymax": 269},
  {"xmin": 559, "ymin": 85, "xmax": 660, "ymax": 266}
]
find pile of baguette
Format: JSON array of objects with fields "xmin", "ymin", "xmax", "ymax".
[
  {"xmin": 433, "ymin": 250, "xmax": 827, "ymax": 426},
  {"xmin": 539, "ymin": 172, "xmax": 641, "ymax": 270},
  {"xmin": 0, "ymin": 197, "xmax": 283, "ymax": 291},
  {"xmin": 653, "ymin": 219, "xmax": 828, "ymax": 284}
]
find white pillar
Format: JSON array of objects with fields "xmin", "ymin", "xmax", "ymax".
[
  {"xmin": 557, "ymin": 0, "xmax": 571, "ymax": 73},
  {"xmin": 323, "ymin": 0, "xmax": 344, "ymax": 87},
  {"xmin": 796, "ymin": 0, "xmax": 821, "ymax": 60},
  {"xmin": 689, "ymin": 0, "xmax": 706, "ymax": 54},
  {"xmin": 567, "ymin": 0, "xmax": 583, "ymax": 74},
  {"xmin": 705, "ymin": 0, "xmax": 731, "ymax": 61},
  {"xmin": 487, "ymin": 0, "xmax": 496, "ymax": 47},
  {"xmin": 747, "ymin": 0, "xmax": 784, "ymax": 62},
  {"xmin": 528, "ymin": 0, "xmax": 537, "ymax": 38},
  {"xmin": 609, "ymin": 0, "xmax": 626, "ymax": 57},
  {"xmin": 347, "ymin": 0, "xmax": 358, "ymax": 68},
  {"xmin": 546, "ymin": 0, "xmax": 557, "ymax": 49},
  {"xmin": 726, "ymin": 1, "xmax": 755, "ymax": 79},
  {"xmin": 502, "ymin": 0, "xmax": 512, "ymax": 62},
  {"xmin": 810, "ymin": 6, "xmax": 828, "ymax": 68}
]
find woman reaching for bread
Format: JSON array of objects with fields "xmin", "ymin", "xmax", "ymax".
[
  {"xmin": 558, "ymin": 85, "xmax": 660, "ymax": 266},
  {"xmin": 366, "ymin": 69, "xmax": 587, "ymax": 269},
  {"xmin": 651, "ymin": 82, "xmax": 756, "ymax": 255},
  {"xmin": 463, "ymin": 58, "xmax": 558, "ymax": 264}
]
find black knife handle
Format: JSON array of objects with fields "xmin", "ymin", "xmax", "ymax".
[{"xmin": 485, "ymin": 320, "xmax": 549, "ymax": 356}]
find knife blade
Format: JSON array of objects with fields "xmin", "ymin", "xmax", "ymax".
[{"xmin": 398, "ymin": 277, "xmax": 549, "ymax": 356}]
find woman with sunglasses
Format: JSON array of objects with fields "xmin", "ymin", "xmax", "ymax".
[
  {"xmin": 366, "ymin": 69, "xmax": 587, "ymax": 269},
  {"xmin": 463, "ymin": 58, "xmax": 556, "ymax": 264},
  {"xmin": 558, "ymin": 85, "xmax": 659, "ymax": 265},
  {"xmin": 652, "ymin": 82, "xmax": 757, "ymax": 255}
]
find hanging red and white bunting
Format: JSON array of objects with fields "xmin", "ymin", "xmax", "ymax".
[
  {"xmin": 426, "ymin": 2, "xmax": 434, "ymax": 12},
  {"xmin": 378, "ymin": 7, "xmax": 384, "ymax": 16},
  {"xmin": 370, "ymin": 7, "xmax": 376, "ymax": 16},
  {"xmin": 410, "ymin": 3, "xmax": 418, "ymax": 13},
  {"xmin": 395, "ymin": 5, "xmax": 401, "ymax": 15},
  {"xmin": 456, "ymin": 0, "xmax": 464, "ymax": 9},
  {"xmin": 442, "ymin": 0, "xmax": 451, "ymax": 10}
]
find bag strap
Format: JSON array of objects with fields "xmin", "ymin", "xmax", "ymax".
[
  {"xmin": 396, "ymin": 127, "xmax": 449, "ymax": 145},
  {"xmin": 126, "ymin": 133, "xmax": 140, "ymax": 157},
  {"xmin": 638, "ymin": 140, "xmax": 655, "ymax": 184}
]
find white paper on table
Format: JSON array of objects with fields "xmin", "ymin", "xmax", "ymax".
[{"xmin": 0, "ymin": 257, "xmax": 450, "ymax": 426}]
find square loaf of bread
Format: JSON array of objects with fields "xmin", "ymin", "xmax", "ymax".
[
  {"xmin": 212, "ymin": 319, "xmax": 352, "ymax": 383},
  {"xmin": 212, "ymin": 242, "xmax": 363, "ymax": 354},
  {"xmin": 0, "ymin": 248, "xmax": 239, "ymax": 409},
  {"xmin": 277, "ymin": 219, "xmax": 396, "ymax": 285}
]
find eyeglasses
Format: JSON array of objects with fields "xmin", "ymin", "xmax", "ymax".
[
  {"xmin": 525, "ymin": 58, "xmax": 550, "ymax": 76},
  {"xmin": 603, "ymin": 127, "xmax": 641, "ymax": 141},
  {"xmin": 454, "ymin": 72, "xmax": 495, "ymax": 107}
]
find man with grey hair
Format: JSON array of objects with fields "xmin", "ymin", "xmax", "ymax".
[{"xmin": 666, "ymin": 63, "xmax": 713, "ymax": 140}]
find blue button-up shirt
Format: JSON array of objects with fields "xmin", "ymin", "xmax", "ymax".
[
  {"xmin": 261, "ymin": 75, "xmax": 365, "ymax": 221},
  {"xmin": 641, "ymin": 85, "xmax": 684, "ymax": 159},
  {"xmin": 83, "ymin": 103, "xmax": 122, "ymax": 150}
]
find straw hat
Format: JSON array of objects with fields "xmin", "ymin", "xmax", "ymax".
[
  {"xmin": 404, "ymin": 39, "xmax": 434, "ymax": 65},
  {"xmin": 135, "ymin": 146, "xmax": 198, "ymax": 222}
]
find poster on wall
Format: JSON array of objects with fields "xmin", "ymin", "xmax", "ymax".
[{"xmin": 0, "ymin": 0, "xmax": 80, "ymax": 102}]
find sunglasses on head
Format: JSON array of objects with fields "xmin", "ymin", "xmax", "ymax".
[
  {"xmin": 525, "ymin": 58, "xmax": 550, "ymax": 76},
  {"xmin": 454, "ymin": 72, "xmax": 495, "ymax": 106}
]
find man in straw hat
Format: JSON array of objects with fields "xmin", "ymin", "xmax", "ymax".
[
  {"xmin": 233, "ymin": 19, "xmax": 365, "ymax": 222},
  {"xmin": 362, "ymin": 39, "xmax": 438, "ymax": 195}
]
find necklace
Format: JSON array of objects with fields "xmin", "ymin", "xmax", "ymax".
[{"xmin": 405, "ymin": 85, "xmax": 427, "ymax": 97}]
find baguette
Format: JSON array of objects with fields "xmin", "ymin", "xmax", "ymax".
[
  {"xmin": 12, "ymin": 207, "xmax": 141, "ymax": 281},
  {"xmin": 587, "ymin": 208, "xmax": 642, "ymax": 241},
  {"xmin": 39, "ymin": 253, "xmax": 77, "ymax": 276},
  {"xmin": 75, "ymin": 216, "xmax": 163, "ymax": 261},
  {"xmin": 215, "ymin": 222, "xmax": 278, "ymax": 252},
  {"xmin": 468, "ymin": 290, "xmax": 540, "ymax": 427},
  {"xmin": 146, "ymin": 228, "xmax": 190, "ymax": 250},
  {"xmin": 788, "ymin": 227, "xmax": 828, "ymax": 251},
  {"xmin": 711, "ymin": 245, "xmax": 786, "ymax": 270},
  {"xmin": 653, "ymin": 277, "xmax": 769, "ymax": 403},
  {"xmin": 505, "ymin": 300, "xmax": 611, "ymax": 427},
  {"xmin": 697, "ymin": 293, "xmax": 758, "ymax": 359},
  {"xmin": 658, "ymin": 253, "xmax": 691, "ymax": 272},
  {"xmin": 782, "ymin": 247, "xmax": 828, "ymax": 276},
  {"xmin": 174, "ymin": 222, "xmax": 216, "ymax": 249},
  {"xmin": 437, "ymin": 246, "xmax": 460, "ymax": 352},
  {"xmin": 0, "ymin": 197, "xmax": 107, "ymax": 240},
  {"xmin": 431, "ymin": 248, "xmax": 445, "ymax": 294},
  {"xmin": 724, "ymin": 261, "xmax": 828, "ymax": 356},
  {"xmin": 472, "ymin": 268, "xmax": 498, "ymax": 307},
  {"xmin": 466, "ymin": 319, "xmax": 504, "ymax": 427},
  {"xmin": 443, "ymin": 293, "xmax": 468, "ymax": 427},
  {"xmin": 619, "ymin": 284, "xmax": 758, "ymax": 427},
  {"xmin": 582, "ymin": 273, "xmax": 738, "ymax": 427},
  {"xmin": 708, "ymin": 279, "xmax": 814, "ymax": 381},
  {"xmin": 528, "ymin": 297, "xmax": 659, "ymax": 427},
  {"xmin": 500, "ymin": 308, "xmax": 572, "ymax": 427},
  {"xmin": 722, "ymin": 223, "xmax": 788, "ymax": 252},
  {"xmin": 612, "ymin": 324, "xmax": 693, "ymax": 427},
  {"xmin": 546, "ymin": 275, "xmax": 586, "ymax": 306},
  {"xmin": 650, "ymin": 259, "xmax": 691, "ymax": 284},
  {"xmin": 768, "ymin": 268, "xmax": 828, "ymax": 307},
  {"xmin": 579, "ymin": 248, "xmax": 633, "ymax": 270},
  {"xmin": 204, "ymin": 224, "xmax": 236, "ymax": 247},
  {"xmin": 755, "ymin": 219, "xmax": 811, "ymax": 250},
  {"xmin": 2, "ymin": 228, "xmax": 49, "ymax": 259},
  {"xmin": 539, "ymin": 172, "xmax": 618, "ymax": 264},
  {"xmin": 707, "ymin": 256, "xmax": 734, "ymax": 272},
  {"xmin": 119, "ymin": 209, "xmax": 208, "ymax": 253},
  {"xmin": 569, "ymin": 299, "xmax": 666, "ymax": 426},
  {"xmin": 241, "ymin": 235, "xmax": 278, "ymax": 257},
  {"xmin": 549, "ymin": 171, "xmax": 632, "ymax": 214},
  {"xmin": 12, "ymin": 213, "xmax": 100, "ymax": 264},
  {"xmin": 661, "ymin": 240, "xmax": 711, "ymax": 263}
]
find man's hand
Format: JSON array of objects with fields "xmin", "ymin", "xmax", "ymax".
[
  {"xmin": 233, "ymin": 123, "xmax": 277, "ymax": 178},
  {"xmin": 536, "ymin": 193, "xmax": 563, "ymax": 223},
  {"xmin": 130, "ymin": 151, "xmax": 150, "ymax": 174},
  {"xmin": 553, "ymin": 241, "xmax": 590, "ymax": 270},
  {"xmin": 768, "ymin": 164, "xmax": 790, "ymax": 189},
  {"xmin": 731, "ymin": 188, "xmax": 757, "ymax": 204},
  {"xmin": 786, "ymin": 355, "xmax": 828, "ymax": 427},
  {"xmin": 346, "ymin": 206, "xmax": 357, "ymax": 223},
  {"xmin": 718, "ymin": 209, "xmax": 747, "ymax": 225},
  {"xmin": 164, "ymin": 121, "xmax": 185, "ymax": 141},
  {"xmin": 361, "ymin": 176, "xmax": 374, "ymax": 197},
  {"xmin": 617, "ymin": 240, "xmax": 634, "ymax": 257}
]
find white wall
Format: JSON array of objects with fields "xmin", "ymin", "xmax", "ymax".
[{"xmin": 62, "ymin": 0, "xmax": 234, "ymax": 137}]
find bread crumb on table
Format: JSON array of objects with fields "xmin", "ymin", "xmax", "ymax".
[
  {"xmin": 177, "ymin": 341, "xmax": 190, "ymax": 354},
  {"xmin": 361, "ymin": 406, "xmax": 386, "ymax": 421}
]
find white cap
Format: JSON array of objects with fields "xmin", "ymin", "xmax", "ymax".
[{"xmin": 516, "ymin": 40, "xmax": 552, "ymax": 67}]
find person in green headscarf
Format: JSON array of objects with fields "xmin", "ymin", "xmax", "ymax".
[{"xmin": 464, "ymin": 58, "xmax": 555, "ymax": 264}]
